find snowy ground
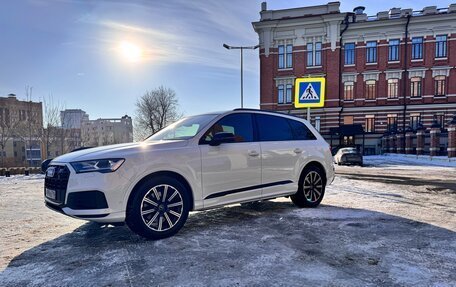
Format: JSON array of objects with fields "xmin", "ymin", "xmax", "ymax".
[{"xmin": 0, "ymin": 156, "xmax": 455, "ymax": 286}]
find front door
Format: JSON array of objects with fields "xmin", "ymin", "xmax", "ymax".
[{"xmin": 199, "ymin": 113, "xmax": 261, "ymax": 207}]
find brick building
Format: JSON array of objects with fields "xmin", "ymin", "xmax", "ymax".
[
  {"xmin": 252, "ymin": 2, "xmax": 456, "ymax": 154},
  {"xmin": 0, "ymin": 94, "xmax": 43, "ymax": 167}
]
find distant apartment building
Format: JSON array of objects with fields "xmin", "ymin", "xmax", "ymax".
[
  {"xmin": 61, "ymin": 109, "xmax": 89, "ymax": 129},
  {"xmin": 81, "ymin": 115, "xmax": 133, "ymax": 147},
  {"xmin": 0, "ymin": 94, "xmax": 43, "ymax": 167}
]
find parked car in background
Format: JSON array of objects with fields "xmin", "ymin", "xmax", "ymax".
[
  {"xmin": 44, "ymin": 109, "xmax": 335, "ymax": 240},
  {"xmin": 334, "ymin": 147, "xmax": 363, "ymax": 166}
]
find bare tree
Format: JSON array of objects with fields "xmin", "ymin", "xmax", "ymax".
[
  {"xmin": 134, "ymin": 86, "xmax": 181, "ymax": 140},
  {"xmin": 38, "ymin": 95, "xmax": 63, "ymax": 159},
  {"xmin": 0, "ymin": 107, "xmax": 20, "ymax": 168}
]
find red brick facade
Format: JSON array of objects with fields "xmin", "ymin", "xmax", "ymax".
[{"xmin": 253, "ymin": 3, "xmax": 456, "ymax": 154}]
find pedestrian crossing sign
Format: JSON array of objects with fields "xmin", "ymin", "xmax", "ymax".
[{"xmin": 294, "ymin": 77, "xmax": 325, "ymax": 108}]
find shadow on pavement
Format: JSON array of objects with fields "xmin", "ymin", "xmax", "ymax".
[{"xmin": 1, "ymin": 201, "xmax": 455, "ymax": 287}]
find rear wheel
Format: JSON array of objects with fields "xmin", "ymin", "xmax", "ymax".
[
  {"xmin": 126, "ymin": 176, "xmax": 190, "ymax": 240},
  {"xmin": 291, "ymin": 166, "xmax": 325, "ymax": 208}
]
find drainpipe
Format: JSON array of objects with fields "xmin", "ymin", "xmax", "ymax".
[
  {"xmin": 402, "ymin": 14, "xmax": 411, "ymax": 137},
  {"xmin": 338, "ymin": 13, "xmax": 354, "ymax": 127}
]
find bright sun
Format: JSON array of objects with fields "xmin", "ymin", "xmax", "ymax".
[{"xmin": 118, "ymin": 41, "xmax": 143, "ymax": 62}]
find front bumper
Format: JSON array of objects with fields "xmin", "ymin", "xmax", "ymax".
[{"xmin": 44, "ymin": 163, "xmax": 128, "ymax": 223}]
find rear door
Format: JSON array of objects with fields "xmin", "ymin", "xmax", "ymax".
[
  {"xmin": 200, "ymin": 113, "xmax": 262, "ymax": 207},
  {"xmin": 255, "ymin": 114, "xmax": 300, "ymax": 198}
]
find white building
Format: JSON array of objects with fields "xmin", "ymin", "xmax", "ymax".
[
  {"xmin": 61, "ymin": 109, "xmax": 89, "ymax": 129},
  {"xmin": 81, "ymin": 115, "xmax": 133, "ymax": 147}
]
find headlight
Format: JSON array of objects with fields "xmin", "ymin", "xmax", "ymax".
[{"xmin": 70, "ymin": 158, "xmax": 125, "ymax": 174}]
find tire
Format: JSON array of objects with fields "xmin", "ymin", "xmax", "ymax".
[
  {"xmin": 291, "ymin": 166, "xmax": 326, "ymax": 208},
  {"xmin": 126, "ymin": 176, "xmax": 190, "ymax": 240}
]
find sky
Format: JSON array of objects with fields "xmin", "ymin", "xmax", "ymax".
[{"xmin": 1, "ymin": 0, "xmax": 454, "ymax": 121}]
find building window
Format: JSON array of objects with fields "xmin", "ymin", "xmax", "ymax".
[
  {"xmin": 435, "ymin": 35, "xmax": 447, "ymax": 58},
  {"xmin": 286, "ymin": 44, "xmax": 293, "ymax": 68},
  {"xmin": 307, "ymin": 42, "xmax": 322, "ymax": 67},
  {"xmin": 285, "ymin": 84, "xmax": 293, "ymax": 104},
  {"xmin": 365, "ymin": 80, "xmax": 376, "ymax": 100},
  {"xmin": 388, "ymin": 39, "xmax": 400, "ymax": 61},
  {"xmin": 306, "ymin": 43, "xmax": 313, "ymax": 66},
  {"xmin": 343, "ymin": 116, "xmax": 354, "ymax": 125},
  {"xmin": 278, "ymin": 45, "xmax": 284, "ymax": 69},
  {"xmin": 435, "ymin": 114, "xmax": 445, "ymax": 128},
  {"xmin": 411, "ymin": 37, "xmax": 423, "ymax": 60},
  {"xmin": 434, "ymin": 75, "xmax": 446, "ymax": 96},
  {"xmin": 278, "ymin": 85, "xmax": 284, "ymax": 104},
  {"xmin": 387, "ymin": 78, "xmax": 399, "ymax": 99},
  {"xmin": 366, "ymin": 41, "xmax": 377, "ymax": 63},
  {"xmin": 410, "ymin": 113, "xmax": 421, "ymax": 130},
  {"xmin": 315, "ymin": 42, "xmax": 322, "ymax": 66},
  {"xmin": 344, "ymin": 82, "xmax": 354, "ymax": 101},
  {"xmin": 344, "ymin": 43, "xmax": 355, "ymax": 65},
  {"xmin": 387, "ymin": 114, "xmax": 398, "ymax": 131},
  {"xmin": 365, "ymin": 116, "xmax": 375, "ymax": 133},
  {"xmin": 410, "ymin": 77, "xmax": 422, "ymax": 98}
]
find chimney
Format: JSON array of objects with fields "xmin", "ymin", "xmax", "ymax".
[
  {"xmin": 353, "ymin": 6, "xmax": 365, "ymax": 15},
  {"xmin": 261, "ymin": 2, "xmax": 267, "ymax": 12}
]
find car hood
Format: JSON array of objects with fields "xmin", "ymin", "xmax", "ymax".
[{"xmin": 51, "ymin": 140, "xmax": 189, "ymax": 163}]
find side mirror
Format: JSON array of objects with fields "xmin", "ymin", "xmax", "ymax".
[{"xmin": 210, "ymin": 132, "xmax": 236, "ymax": 146}]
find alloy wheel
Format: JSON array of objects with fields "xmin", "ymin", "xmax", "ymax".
[
  {"xmin": 140, "ymin": 184, "xmax": 183, "ymax": 232},
  {"xmin": 303, "ymin": 171, "xmax": 323, "ymax": 203}
]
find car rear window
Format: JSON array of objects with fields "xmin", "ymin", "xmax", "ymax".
[
  {"xmin": 255, "ymin": 114, "xmax": 294, "ymax": 141},
  {"xmin": 287, "ymin": 119, "xmax": 317, "ymax": 140}
]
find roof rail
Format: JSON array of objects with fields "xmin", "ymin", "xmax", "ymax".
[{"xmin": 232, "ymin": 108, "xmax": 307, "ymax": 120}]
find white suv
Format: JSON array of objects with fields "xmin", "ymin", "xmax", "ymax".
[{"xmin": 44, "ymin": 109, "xmax": 334, "ymax": 239}]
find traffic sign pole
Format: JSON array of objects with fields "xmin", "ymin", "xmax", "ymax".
[{"xmin": 307, "ymin": 107, "xmax": 310, "ymax": 121}]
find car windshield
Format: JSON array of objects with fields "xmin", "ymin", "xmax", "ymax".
[
  {"xmin": 341, "ymin": 148, "xmax": 358, "ymax": 154},
  {"xmin": 145, "ymin": 114, "xmax": 218, "ymax": 141}
]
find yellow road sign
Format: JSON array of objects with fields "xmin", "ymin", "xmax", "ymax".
[{"xmin": 294, "ymin": 77, "xmax": 326, "ymax": 108}]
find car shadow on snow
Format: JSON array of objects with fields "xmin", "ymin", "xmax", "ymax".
[{"xmin": 2, "ymin": 201, "xmax": 455, "ymax": 287}]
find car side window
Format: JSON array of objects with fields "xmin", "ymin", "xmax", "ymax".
[
  {"xmin": 288, "ymin": 119, "xmax": 317, "ymax": 140},
  {"xmin": 201, "ymin": 113, "xmax": 253, "ymax": 144},
  {"xmin": 256, "ymin": 114, "xmax": 294, "ymax": 141}
]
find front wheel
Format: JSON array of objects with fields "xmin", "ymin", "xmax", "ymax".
[
  {"xmin": 126, "ymin": 176, "xmax": 190, "ymax": 240},
  {"xmin": 291, "ymin": 166, "xmax": 325, "ymax": 208}
]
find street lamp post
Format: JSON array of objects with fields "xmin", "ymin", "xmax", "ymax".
[{"xmin": 223, "ymin": 43, "xmax": 259, "ymax": 108}]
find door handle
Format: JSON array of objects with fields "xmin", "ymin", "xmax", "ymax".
[
  {"xmin": 248, "ymin": 150, "xmax": 259, "ymax": 157},
  {"xmin": 294, "ymin": 148, "xmax": 303, "ymax": 154}
]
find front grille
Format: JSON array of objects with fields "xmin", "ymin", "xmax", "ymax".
[{"xmin": 44, "ymin": 165, "xmax": 70, "ymax": 205}]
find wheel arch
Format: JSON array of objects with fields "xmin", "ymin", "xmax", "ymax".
[
  {"xmin": 299, "ymin": 161, "xmax": 327, "ymax": 187},
  {"xmin": 126, "ymin": 170, "xmax": 195, "ymax": 211}
]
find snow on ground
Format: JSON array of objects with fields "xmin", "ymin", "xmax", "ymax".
[{"xmin": 0, "ymin": 157, "xmax": 455, "ymax": 286}]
